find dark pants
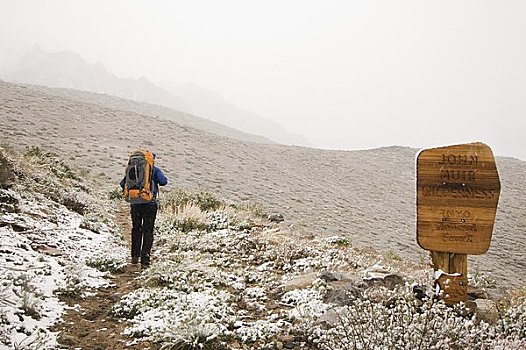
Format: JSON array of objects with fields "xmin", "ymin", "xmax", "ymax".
[{"xmin": 130, "ymin": 203, "xmax": 158, "ymax": 267}]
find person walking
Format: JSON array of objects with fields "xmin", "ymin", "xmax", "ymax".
[{"xmin": 120, "ymin": 150, "xmax": 168, "ymax": 269}]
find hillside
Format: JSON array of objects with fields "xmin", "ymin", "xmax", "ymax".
[
  {"xmin": 1, "ymin": 140, "xmax": 525, "ymax": 350},
  {"xmin": 0, "ymin": 80, "xmax": 525, "ymax": 292},
  {"xmin": 163, "ymin": 82, "xmax": 311, "ymax": 146},
  {"xmin": 1, "ymin": 46, "xmax": 308, "ymax": 146}
]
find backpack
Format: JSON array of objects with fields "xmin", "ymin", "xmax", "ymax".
[{"xmin": 123, "ymin": 149, "xmax": 155, "ymax": 204}]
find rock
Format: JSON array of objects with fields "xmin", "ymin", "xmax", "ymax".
[
  {"xmin": 283, "ymin": 272, "xmax": 318, "ymax": 292},
  {"xmin": 474, "ymin": 299, "xmax": 499, "ymax": 324},
  {"xmin": 468, "ymin": 286, "xmax": 488, "ymax": 300},
  {"xmin": 363, "ymin": 269, "xmax": 405, "ymax": 289},
  {"xmin": 277, "ymin": 335, "xmax": 295, "ymax": 349},
  {"xmin": 237, "ymin": 220, "xmax": 252, "ymax": 230},
  {"xmin": 277, "ymin": 335, "xmax": 294, "ymax": 343},
  {"xmin": 283, "ymin": 342, "xmax": 295, "ymax": 349},
  {"xmin": 276, "ymin": 341, "xmax": 284, "ymax": 350},
  {"xmin": 0, "ymin": 155, "xmax": 16, "ymax": 189},
  {"xmin": 268, "ymin": 213, "xmax": 284, "ymax": 223},
  {"xmin": 318, "ymin": 271, "xmax": 344, "ymax": 282},
  {"xmin": 32, "ymin": 244, "xmax": 65, "ymax": 257},
  {"xmin": 0, "ymin": 189, "xmax": 18, "ymax": 203},
  {"xmin": 318, "ymin": 308, "xmax": 340, "ymax": 325},
  {"xmin": 0, "ymin": 189, "xmax": 19, "ymax": 213},
  {"xmin": 412, "ymin": 284, "xmax": 428, "ymax": 301},
  {"xmin": 324, "ymin": 281, "xmax": 364, "ymax": 306}
]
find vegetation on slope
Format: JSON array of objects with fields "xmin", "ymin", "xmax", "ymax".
[{"xmin": 1, "ymin": 145, "xmax": 525, "ymax": 350}]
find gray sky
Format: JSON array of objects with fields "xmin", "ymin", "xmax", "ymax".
[{"xmin": 1, "ymin": 0, "xmax": 525, "ymax": 160}]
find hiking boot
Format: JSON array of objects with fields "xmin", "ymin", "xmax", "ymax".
[
  {"xmin": 131, "ymin": 257, "xmax": 139, "ymax": 264},
  {"xmin": 141, "ymin": 264, "xmax": 149, "ymax": 270}
]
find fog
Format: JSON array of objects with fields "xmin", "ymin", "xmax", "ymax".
[{"xmin": 1, "ymin": 0, "xmax": 525, "ymax": 160}]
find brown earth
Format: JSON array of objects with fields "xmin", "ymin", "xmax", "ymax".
[
  {"xmin": 0, "ymin": 81, "xmax": 525, "ymax": 291},
  {"xmin": 52, "ymin": 206, "xmax": 160, "ymax": 350}
]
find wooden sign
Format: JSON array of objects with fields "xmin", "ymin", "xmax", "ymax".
[
  {"xmin": 417, "ymin": 142, "xmax": 501, "ymax": 255},
  {"xmin": 432, "ymin": 251, "xmax": 468, "ymax": 304}
]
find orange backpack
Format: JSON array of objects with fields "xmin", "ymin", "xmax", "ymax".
[{"xmin": 123, "ymin": 150, "xmax": 155, "ymax": 204}]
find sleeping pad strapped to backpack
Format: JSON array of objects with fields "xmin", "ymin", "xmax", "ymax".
[{"xmin": 123, "ymin": 149, "xmax": 155, "ymax": 204}]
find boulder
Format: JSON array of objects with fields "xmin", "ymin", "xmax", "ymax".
[
  {"xmin": 468, "ymin": 286, "xmax": 489, "ymax": 300},
  {"xmin": 474, "ymin": 299, "xmax": 499, "ymax": 324},
  {"xmin": 319, "ymin": 271, "xmax": 344, "ymax": 282},
  {"xmin": 268, "ymin": 213, "xmax": 285, "ymax": 223},
  {"xmin": 363, "ymin": 267, "xmax": 405, "ymax": 289},
  {"xmin": 324, "ymin": 282, "xmax": 364, "ymax": 306},
  {"xmin": 283, "ymin": 272, "xmax": 318, "ymax": 291}
]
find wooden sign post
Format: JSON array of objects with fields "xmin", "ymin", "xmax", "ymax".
[{"xmin": 417, "ymin": 142, "xmax": 500, "ymax": 304}]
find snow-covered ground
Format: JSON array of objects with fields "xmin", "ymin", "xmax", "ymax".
[
  {"xmin": 0, "ymin": 148, "xmax": 127, "ymax": 349},
  {"xmin": 111, "ymin": 198, "xmax": 526, "ymax": 349}
]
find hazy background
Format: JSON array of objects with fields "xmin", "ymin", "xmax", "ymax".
[{"xmin": 1, "ymin": 0, "xmax": 525, "ymax": 160}]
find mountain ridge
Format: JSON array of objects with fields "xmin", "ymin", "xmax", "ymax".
[{"xmin": 1, "ymin": 45, "xmax": 308, "ymax": 146}]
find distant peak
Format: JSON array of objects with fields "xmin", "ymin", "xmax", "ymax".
[
  {"xmin": 93, "ymin": 61, "xmax": 108, "ymax": 72},
  {"xmin": 26, "ymin": 43, "xmax": 43, "ymax": 54},
  {"xmin": 137, "ymin": 76, "xmax": 151, "ymax": 83}
]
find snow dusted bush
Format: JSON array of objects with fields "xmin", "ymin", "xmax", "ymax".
[
  {"xmin": 295, "ymin": 285, "xmax": 526, "ymax": 350},
  {"xmin": 57, "ymin": 189, "xmax": 92, "ymax": 215},
  {"xmin": 168, "ymin": 203, "xmax": 209, "ymax": 233},
  {"xmin": 235, "ymin": 319, "xmax": 291, "ymax": 344},
  {"xmin": 158, "ymin": 323, "xmax": 226, "ymax": 350},
  {"xmin": 54, "ymin": 266, "xmax": 86, "ymax": 298},
  {"xmin": 468, "ymin": 269, "xmax": 497, "ymax": 290},
  {"xmin": 283, "ymin": 285, "xmax": 330, "ymax": 321},
  {"xmin": 159, "ymin": 188, "xmax": 223, "ymax": 214},
  {"xmin": 23, "ymin": 146, "xmax": 80, "ymax": 181},
  {"xmin": 86, "ymin": 255, "xmax": 126, "ymax": 274},
  {"xmin": 325, "ymin": 235, "xmax": 352, "ymax": 247},
  {"xmin": 206, "ymin": 211, "xmax": 230, "ymax": 231},
  {"xmin": 113, "ymin": 288, "xmax": 234, "ymax": 343}
]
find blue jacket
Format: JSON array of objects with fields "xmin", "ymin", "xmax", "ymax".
[{"xmin": 120, "ymin": 166, "xmax": 168, "ymax": 205}]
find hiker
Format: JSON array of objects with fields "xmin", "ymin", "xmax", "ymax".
[{"xmin": 120, "ymin": 150, "xmax": 168, "ymax": 269}]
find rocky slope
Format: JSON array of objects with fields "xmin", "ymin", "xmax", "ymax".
[{"xmin": 0, "ymin": 80, "xmax": 525, "ymax": 291}]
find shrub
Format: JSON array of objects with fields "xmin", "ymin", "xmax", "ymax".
[
  {"xmin": 108, "ymin": 187, "xmax": 123, "ymax": 200},
  {"xmin": 55, "ymin": 268, "xmax": 85, "ymax": 298},
  {"xmin": 59, "ymin": 190, "xmax": 91, "ymax": 215},
  {"xmin": 0, "ymin": 148, "xmax": 16, "ymax": 188},
  {"xmin": 20, "ymin": 292, "xmax": 41, "ymax": 320},
  {"xmin": 299, "ymin": 285, "xmax": 526, "ymax": 350},
  {"xmin": 168, "ymin": 203, "xmax": 210, "ymax": 233},
  {"xmin": 206, "ymin": 212, "xmax": 230, "ymax": 231},
  {"xmin": 86, "ymin": 256, "xmax": 126, "ymax": 274},
  {"xmin": 325, "ymin": 236, "xmax": 352, "ymax": 248},
  {"xmin": 24, "ymin": 146, "xmax": 79, "ymax": 181},
  {"xmin": 160, "ymin": 188, "xmax": 223, "ymax": 214},
  {"xmin": 171, "ymin": 217, "xmax": 209, "ymax": 233},
  {"xmin": 159, "ymin": 323, "xmax": 226, "ymax": 350},
  {"xmin": 231, "ymin": 202, "xmax": 267, "ymax": 219},
  {"xmin": 192, "ymin": 191, "xmax": 222, "ymax": 211}
]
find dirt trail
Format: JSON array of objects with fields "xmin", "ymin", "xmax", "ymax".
[{"xmin": 53, "ymin": 206, "xmax": 160, "ymax": 350}]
